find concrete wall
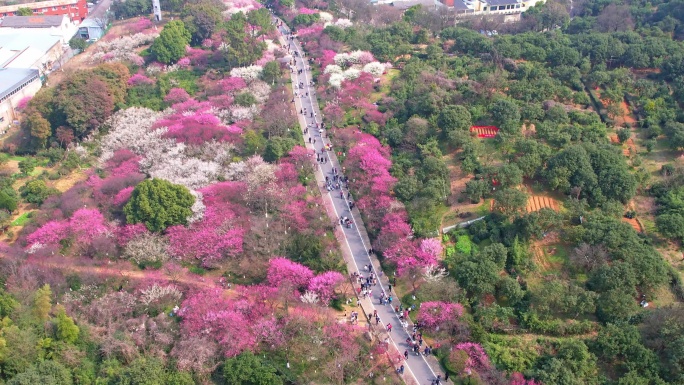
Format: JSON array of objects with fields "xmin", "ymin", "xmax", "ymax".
[{"xmin": 0, "ymin": 76, "xmax": 41, "ymax": 135}]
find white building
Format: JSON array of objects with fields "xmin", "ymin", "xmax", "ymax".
[
  {"xmin": 0, "ymin": 32, "xmax": 63, "ymax": 75},
  {"xmin": 0, "ymin": 14, "xmax": 77, "ymax": 44},
  {"xmin": 0, "ymin": 68, "xmax": 41, "ymax": 133}
]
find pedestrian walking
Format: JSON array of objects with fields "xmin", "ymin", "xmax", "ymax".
[
  {"xmin": 386, "ymin": 323, "xmax": 392, "ymax": 332},
  {"xmin": 404, "ymin": 350, "xmax": 409, "ymax": 360}
]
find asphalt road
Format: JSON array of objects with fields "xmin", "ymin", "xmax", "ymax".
[{"xmin": 276, "ymin": 20, "xmax": 448, "ymax": 385}]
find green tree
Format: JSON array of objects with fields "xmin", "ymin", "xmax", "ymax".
[
  {"xmin": 597, "ymin": 289, "xmax": 640, "ymax": 323},
  {"xmin": 493, "ymin": 188, "xmax": 528, "ymax": 217},
  {"xmin": 496, "ymin": 276, "xmax": 524, "ymax": 306},
  {"xmin": 8, "ymin": 360, "xmax": 72, "ymax": 385},
  {"xmin": 181, "ymin": 0, "xmax": 225, "ymax": 44},
  {"xmin": 263, "ymin": 137, "xmax": 296, "ymax": 162},
  {"xmin": 150, "ymin": 20, "xmax": 191, "ymax": 64},
  {"xmin": 455, "ymin": 257, "xmax": 500, "ymax": 298},
  {"xmin": 234, "ymin": 92, "xmax": 258, "ymax": 107},
  {"xmin": 247, "ymin": 8, "xmax": 275, "ymax": 38},
  {"xmin": 262, "ymin": 61, "xmax": 282, "ymax": 85},
  {"xmin": 33, "ymin": 284, "xmax": 52, "ymax": 322},
  {"xmin": 20, "ymin": 180, "xmax": 58, "ymax": 204},
  {"xmin": 438, "ymin": 105, "xmax": 472, "ymax": 137},
  {"xmin": 124, "ymin": 178, "xmax": 195, "ymax": 232},
  {"xmin": 24, "ymin": 113, "xmax": 51, "ymax": 149},
  {"xmin": 16, "ymin": 7, "xmax": 33, "ymax": 15},
  {"xmin": 18, "ymin": 158, "xmax": 38, "ymax": 175},
  {"xmin": 114, "ymin": 357, "xmax": 192, "ymax": 385},
  {"xmin": 491, "ymin": 99, "xmax": 521, "ymax": 135},
  {"xmin": 54, "ymin": 305, "xmax": 79, "ymax": 344},
  {"xmin": 223, "ymin": 351, "xmax": 283, "ymax": 385},
  {"xmin": 68, "ymin": 36, "xmax": 87, "ymax": 51},
  {"xmin": 0, "ymin": 191, "xmax": 18, "ymax": 213}
]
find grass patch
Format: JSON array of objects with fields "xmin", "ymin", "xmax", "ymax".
[
  {"xmin": 476, "ymin": 200, "xmax": 491, "ymax": 216},
  {"xmin": 188, "ymin": 266, "xmax": 207, "ymax": 275},
  {"xmin": 11, "ymin": 212, "xmax": 32, "ymax": 226}
]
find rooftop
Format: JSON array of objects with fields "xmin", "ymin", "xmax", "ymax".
[
  {"xmin": 0, "ymin": 15, "xmax": 67, "ymax": 28},
  {"xmin": 390, "ymin": 0, "xmax": 442, "ymax": 9},
  {"xmin": 0, "ymin": 67, "xmax": 39, "ymax": 100},
  {"xmin": 0, "ymin": 30, "xmax": 61, "ymax": 68},
  {"xmin": 486, "ymin": 0, "xmax": 521, "ymax": 6},
  {"xmin": 0, "ymin": 0, "xmax": 80, "ymax": 12}
]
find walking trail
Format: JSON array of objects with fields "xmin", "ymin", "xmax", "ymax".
[{"xmin": 275, "ymin": 18, "xmax": 448, "ymax": 385}]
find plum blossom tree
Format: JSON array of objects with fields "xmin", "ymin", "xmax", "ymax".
[
  {"xmin": 164, "ymin": 88, "xmax": 191, "ymax": 104},
  {"xmin": 308, "ymin": 271, "xmax": 344, "ymax": 305},
  {"xmin": 417, "ymin": 301, "xmax": 464, "ymax": 331},
  {"xmin": 453, "ymin": 342, "xmax": 491, "ymax": 373},
  {"xmin": 178, "ymin": 289, "xmax": 256, "ymax": 357},
  {"xmin": 267, "ymin": 257, "xmax": 314, "ymax": 291},
  {"xmin": 26, "ymin": 220, "xmax": 70, "ymax": 248},
  {"xmin": 229, "ymin": 65, "xmax": 263, "ymax": 81},
  {"xmin": 167, "ymin": 205, "xmax": 244, "ymax": 267},
  {"xmin": 69, "ymin": 208, "xmax": 110, "ymax": 244}
]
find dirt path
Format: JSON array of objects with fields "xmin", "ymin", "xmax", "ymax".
[{"xmin": 26, "ymin": 258, "xmax": 221, "ymax": 289}]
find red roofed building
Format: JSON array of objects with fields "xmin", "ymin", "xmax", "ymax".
[{"xmin": 0, "ymin": 0, "xmax": 87, "ymax": 22}]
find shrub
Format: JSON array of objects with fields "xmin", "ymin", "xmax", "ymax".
[{"xmin": 124, "ymin": 179, "xmax": 195, "ymax": 232}]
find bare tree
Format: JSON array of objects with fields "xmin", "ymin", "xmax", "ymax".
[
  {"xmin": 596, "ymin": 4, "xmax": 634, "ymax": 32},
  {"xmin": 569, "ymin": 243, "xmax": 608, "ymax": 272}
]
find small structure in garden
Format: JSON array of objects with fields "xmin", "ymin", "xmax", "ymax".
[{"xmin": 470, "ymin": 125, "xmax": 499, "ymax": 138}]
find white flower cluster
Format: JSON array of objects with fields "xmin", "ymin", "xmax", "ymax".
[
  {"xmin": 324, "ymin": 64, "xmax": 343, "ymax": 75},
  {"xmin": 300, "ymin": 290, "xmax": 320, "ymax": 304},
  {"xmin": 188, "ymin": 190, "xmax": 206, "ymax": 223},
  {"xmin": 230, "ymin": 65, "xmax": 263, "ymax": 81},
  {"xmin": 229, "ymin": 105, "xmax": 259, "ymax": 121},
  {"xmin": 100, "ymin": 107, "xmax": 165, "ymax": 162},
  {"xmin": 333, "ymin": 50, "xmax": 374, "ymax": 67},
  {"xmin": 89, "ymin": 50, "xmax": 144, "ymax": 66},
  {"xmin": 140, "ymin": 283, "xmax": 182, "ymax": 307},
  {"xmin": 100, "ymin": 107, "xmax": 221, "ymax": 198},
  {"xmin": 249, "ymin": 80, "xmax": 272, "ymax": 103},
  {"xmin": 318, "ymin": 11, "xmax": 333, "ymax": 22},
  {"xmin": 333, "ymin": 18, "xmax": 353, "ymax": 28},
  {"xmin": 328, "ymin": 68, "xmax": 361, "ymax": 88},
  {"xmin": 363, "ymin": 62, "xmax": 387, "ymax": 77},
  {"xmin": 97, "ymin": 33, "xmax": 158, "ymax": 52}
]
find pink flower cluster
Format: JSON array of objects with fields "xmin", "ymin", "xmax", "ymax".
[
  {"xmin": 297, "ymin": 25, "xmax": 324, "ymax": 37},
  {"xmin": 417, "ymin": 301, "xmax": 464, "ymax": 331},
  {"xmin": 128, "ymin": 73, "xmax": 155, "ymax": 86},
  {"xmin": 167, "ymin": 206, "xmax": 245, "ymax": 267},
  {"xmin": 88, "ymin": 149, "xmax": 145, "ymax": 207},
  {"xmin": 453, "ymin": 342, "xmax": 492, "ymax": 372},
  {"xmin": 155, "ymin": 99, "xmax": 242, "ymax": 145},
  {"xmin": 299, "ymin": 7, "xmax": 318, "ymax": 14},
  {"xmin": 266, "ymin": 258, "xmax": 345, "ymax": 304},
  {"xmin": 167, "ymin": 182, "xmax": 248, "ymax": 267},
  {"xmin": 164, "ymin": 88, "xmax": 191, "ymax": 105},
  {"xmin": 185, "ymin": 47, "xmax": 213, "ymax": 68},
  {"xmin": 129, "ymin": 17, "xmax": 153, "ymax": 34},
  {"xmin": 27, "ymin": 208, "xmax": 110, "ymax": 248}
]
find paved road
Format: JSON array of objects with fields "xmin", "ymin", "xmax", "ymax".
[{"xmin": 275, "ymin": 20, "xmax": 448, "ymax": 385}]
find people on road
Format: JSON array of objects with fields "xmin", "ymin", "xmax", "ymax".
[{"xmin": 279, "ymin": 22, "xmax": 446, "ymax": 383}]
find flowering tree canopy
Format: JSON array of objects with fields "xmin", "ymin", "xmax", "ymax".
[
  {"xmin": 417, "ymin": 301, "xmax": 464, "ymax": 331},
  {"xmin": 266, "ymin": 257, "xmax": 314, "ymax": 291},
  {"xmin": 308, "ymin": 271, "xmax": 344, "ymax": 305}
]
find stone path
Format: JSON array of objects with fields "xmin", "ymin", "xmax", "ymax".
[{"xmin": 275, "ymin": 19, "xmax": 449, "ymax": 385}]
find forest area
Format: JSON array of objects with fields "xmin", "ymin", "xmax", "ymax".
[{"xmin": 0, "ymin": 0, "xmax": 683, "ymax": 383}]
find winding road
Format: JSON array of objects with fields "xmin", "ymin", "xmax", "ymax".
[{"xmin": 275, "ymin": 18, "xmax": 448, "ymax": 385}]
